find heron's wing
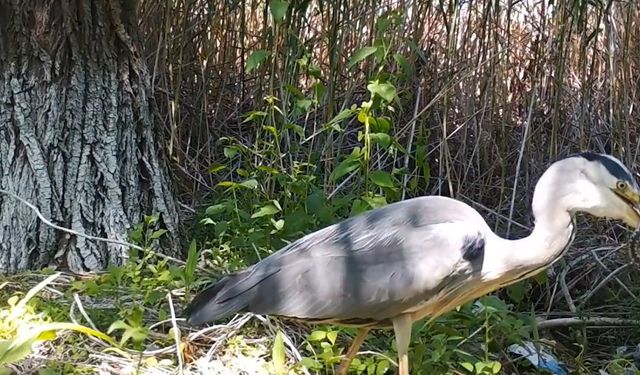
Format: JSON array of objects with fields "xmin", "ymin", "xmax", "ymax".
[{"xmin": 186, "ymin": 196, "xmax": 491, "ymax": 325}]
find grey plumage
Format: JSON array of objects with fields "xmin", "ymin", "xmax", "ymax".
[{"xmin": 186, "ymin": 196, "xmax": 488, "ymax": 327}]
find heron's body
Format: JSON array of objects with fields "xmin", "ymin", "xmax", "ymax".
[{"xmin": 185, "ymin": 152, "xmax": 640, "ymax": 375}]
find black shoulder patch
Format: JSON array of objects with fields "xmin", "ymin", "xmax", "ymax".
[
  {"xmin": 461, "ymin": 234, "xmax": 485, "ymax": 262},
  {"xmin": 577, "ymin": 152, "xmax": 634, "ymax": 184}
]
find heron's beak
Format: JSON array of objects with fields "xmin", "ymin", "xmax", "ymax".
[
  {"xmin": 632, "ymin": 194, "xmax": 640, "ymax": 219},
  {"xmin": 611, "ymin": 185, "xmax": 640, "ymax": 221},
  {"xmin": 620, "ymin": 189, "xmax": 640, "ymax": 220}
]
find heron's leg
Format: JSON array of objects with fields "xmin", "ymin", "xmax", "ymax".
[
  {"xmin": 336, "ymin": 327, "xmax": 370, "ymax": 375},
  {"xmin": 392, "ymin": 314, "xmax": 413, "ymax": 375}
]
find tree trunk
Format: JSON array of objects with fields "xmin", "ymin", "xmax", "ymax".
[{"xmin": 0, "ymin": 0, "xmax": 180, "ymax": 273}]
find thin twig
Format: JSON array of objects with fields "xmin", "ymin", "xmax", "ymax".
[
  {"xmin": 402, "ymin": 86, "xmax": 421, "ymax": 200},
  {"xmin": 506, "ymin": 84, "xmax": 537, "ymax": 237},
  {"xmin": 72, "ymin": 293, "xmax": 99, "ymax": 331},
  {"xmin": 167, "ymin": 292, "xmax": 184, "ymax": 375},
  {"xmin": 0, "ymin": 188, "xmax": 200, "ymax": 270},
  {"xmin": 577, "ymin": 263, "xmax": 628, "ymax": 309},
  {"xmin": 0, "ymin": 189, "xmax": 142, "ymax": 253},
  {"xmin": 536, "ymin": 317, "xmax": 640, "ymax": 330},
  {"xmin": 590, "ymin": 248, "xmax": 640, "ymax": 303}
]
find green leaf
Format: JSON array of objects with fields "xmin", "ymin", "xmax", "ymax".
[
  {"xmin": 507, "ymin": 281, "xmax": 525, "ymax": 303},
  {"xmin": 205, "ymin": 203, "xmax": 227, "ymax": 216},
  {"xmin": 376, "ymin": 360, "xmax": 390, "ymax": 375},
  {"xmin": 252, "ymin": 203, "xmax": 280, "ymax": 218},
  {"xmin": 0, "ymin": 322, "xmax": 116, "ymax": 366},
  {"xmin": 149, "ymin": 229, "xmax": 167, "ymax": 240},
  {"xmin": 313, "ymin": 81, "xmax": 325, "ymax": 100},
  {"xmin": 367, "ymin": 80, "xmax": 397, "ymax": 103},
  {"xmin": 307, "ymin": 330, "xmax": 326, "ymax": 341},
  {"xmin": 369, "ymin": 171, "xmax": 395, "ymax": 188},
  {"xmin": 327, "ymin": 108, "xmax": 356, "ymax": 127},
  {"xmin": 298, "ymin": 357, "xmax": 322, "ymax": 370},
  {"xmin": 208, "ymin": 163, "xmax": 226, "ymax": 174},
  {"xmin": 285, "ymin": 123, "xmax": 305, "ymax": 138},
  {"xmin": 460, "ymin": 362, "xmax": 474, "ymax": 372},
  {"xmin": 243, "ymin": 110, "xmax": 268, "ymax": 123},
  {"xmin": 108, "ymin": 320, "xmax": 148, "ymax": 346},
  {"xmin": 107, "ymin": 320, "xmax": 129, "ymax": 334},
  {"xmin": 246, "ymin": 50, "xmax": 271, "ymax": 73},
  {"xmin": 372, "ymin": 117, "xmax": 391, "ymax": 133},
  {"xmin": 350, "ymin": 199, "xmax": 369, "ymax": 216},
  {"xmin": 393, "ymin": 53, "xmax": 413, "ymax": 76},
  {"xmin": 285, "ymin": 84, "xmax": 304, "ymax": 98},
  {"xmin": 0, "ymin": 336, "xmax": 37, "ymax": 366},
  {"xmin": 217, "ymin": 181, "xmax": 237, "ymax": 188},
  {"xmin": 369, "ymin": 133, "xmax": 391, "ymax": 149},
  {"xmin": 9, "ymin": 272, "xmax": 60, "ymax": 322},
  {"xmin": 239, "ymin": 179, "xmax": 259, "ymax": 189},
  {"xmin": 295, "ymin": 98, "xmax": 313, "ymax": 112},
  {"xmin": 326, "ymin": 330, "xmax": 338, "ymax": 345},
  {"xmin": 348, "ymin": 46, "xmax": 378, "ymax": 69},
  {"xmin": 330, "ymin": 155, "xmax": 360, "ymax": 182},
  {"xmin": 490, "ymin": 361, "xmax": 502, "ymax": 374},
  {"xmin": 272, "ymin": 330, "xmax": 286, "ymax": 375},
  {"xmin": 362, "ymin": 195, "xmax": 387, "ymax": 209},
  {"xmin": 272, "ymin": 219, "xmax": 285, "ymax": 231},
  {"xmin": 223, "ymin": 146, "xmax": 239, "ymax": 159},
  {"xmin": 215, "ymin": 221, "xmax": 228, "ymax": 236},
  {"xmin": 269, "ymin": 0, "xmax": 289, "ymax": 24},
  {"xmin": 184, "ymin": 239, "xmax": 198, "ymax": 286},
  {"xmin": 532, "ymin": 269, "xmax": 548, "ymax": 285}
]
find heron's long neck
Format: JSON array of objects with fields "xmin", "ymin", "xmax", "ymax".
[{"xmin": 492, "ymin": 188, "xmax": 577, "ymax": 279}]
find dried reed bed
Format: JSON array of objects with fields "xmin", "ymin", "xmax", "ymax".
[{"xmin": 139, "ymin": 0, "xmax": 640, "ymax": 221}]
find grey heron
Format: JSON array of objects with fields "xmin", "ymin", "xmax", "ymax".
[{"xmin": 185, "ymin": 152, "xmax": 640, "ymax": 375}]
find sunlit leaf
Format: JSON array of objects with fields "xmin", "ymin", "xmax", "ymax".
[
  {"xmin": 252, "ymin": 203, "xmax": 280, "ymax": 218},
  {"xmin": 326, "ymin": 330, "xmax": 338, "ymax": 345},
  {"xmin": 307, "ymin": 330, "xmax": 326, "ymax": 341},
  {"xmin": 223, "ymin": 147, "xmax": 239, "ymax": 158},
  {"xmin": 272, "ymin": 330, "xmax": 286, "ymax": 375},
  {"xmin": 239, "ymin": 179, "xmax": 258, "ymax": 189},
  {"xmin": 367, "ymin": 80, "xmax": 397, "ymax": 103},
  {"xmin": 460, "ymin": 362, "xmax": 474, "ymax": 372},
  {"xmin": 376, "ymin": 360, "xmax": 390, "ymax": 375}
]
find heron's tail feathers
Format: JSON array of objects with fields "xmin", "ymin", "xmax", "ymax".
[{"xmin": 184, "ymin": 266, "xmax": 278, "ymax": 326}]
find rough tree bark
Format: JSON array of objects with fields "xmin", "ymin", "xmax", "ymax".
[{"xmin": 0, "ymin": 0, "xmax": 180, "ymax": 273}]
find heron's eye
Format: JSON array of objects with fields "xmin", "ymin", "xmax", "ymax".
[{"xmin": 617, "ymin": 181, "xmax": 628, "ymax": 190}]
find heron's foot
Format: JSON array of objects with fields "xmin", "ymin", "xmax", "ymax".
[{"xmin": 335, "ymin": 327, "xmax": 370, "ymax": 375}]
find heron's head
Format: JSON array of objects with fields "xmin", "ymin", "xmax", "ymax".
[{"xmin": 533, "ymin": 152, "xmax": 640, "ymax": 228}]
